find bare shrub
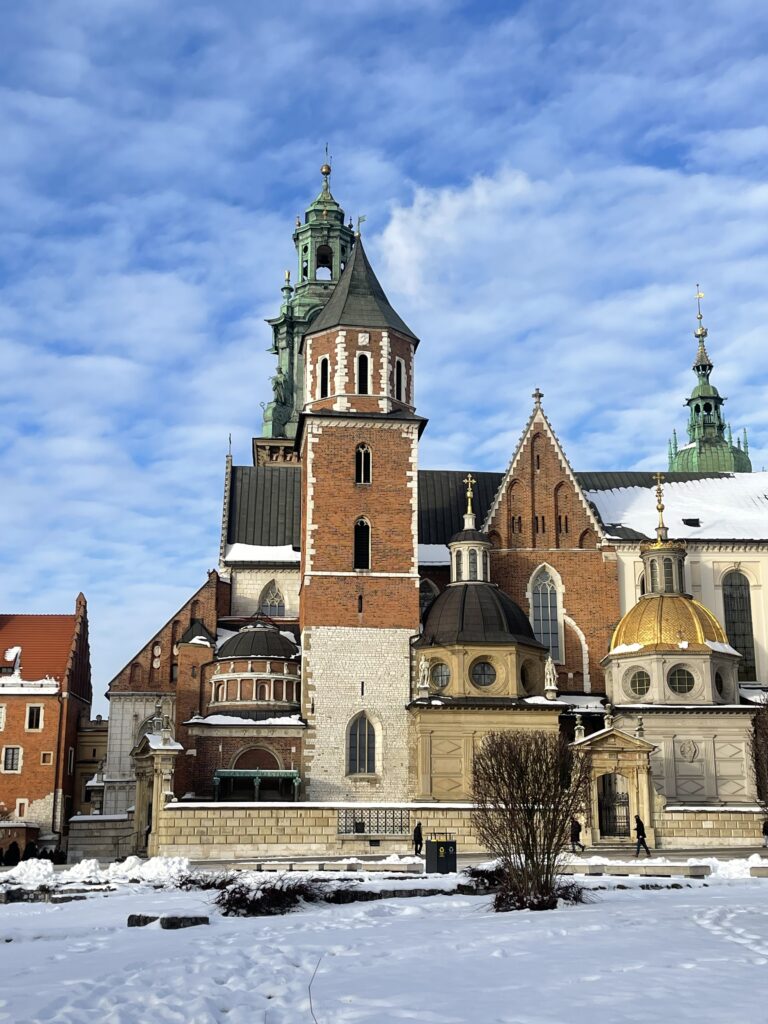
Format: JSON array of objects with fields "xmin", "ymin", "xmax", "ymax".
[
  {"xmin": 215, "ymin": 874, "xmax": 330, "ymax": 917},
  {"xmin": 751, "ymin": 697, "xmax": 768, "ymax": 815},
  {"xmin": 471, "ymin": 730, "xmax": 592, "ymax": 911}
]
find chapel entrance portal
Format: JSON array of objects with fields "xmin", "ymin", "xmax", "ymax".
[{"xmin": 597, "ymin": 772, "xmax": 630, "ymax": 838}]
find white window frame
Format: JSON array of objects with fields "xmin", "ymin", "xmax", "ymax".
[
  {"xmin": 40, "ymin": 751, "xmax": 53, "ymax": 766},
  {"xmin": 317, "ymin": 355, "xmax": 330, "ymax": 399},
  {"xmin": 394, "ymin": 356, "xmax": 407, "ymax": 402},
  {"xmin": 15, "ymin": 799, "xmax": 28, "ymax": 818},
  {"xmin": 0, "ymin": 705, "xmax": 5, "ymax": 731},
  {"xmin": 355, "ymin": 351, "xmax": 371, "ymax": 395},
  {"xmin": 25, "ymin": 704, "xmax": 44, "ymax": 732},
  {"xmin": 1, "ymin": 745, "xmax": 22, "ymax": 773}
]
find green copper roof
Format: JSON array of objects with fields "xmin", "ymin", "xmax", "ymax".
[{"xmin": 305, "ymin": 236, "xmax": 418, "ymax": 341}]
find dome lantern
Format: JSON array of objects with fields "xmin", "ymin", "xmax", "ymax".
[{"xmin": 448, "ymin": 473, "xmax": 492, "ymax": 584}]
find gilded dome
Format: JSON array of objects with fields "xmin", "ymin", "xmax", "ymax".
[{"xmin": 610, "ymin": 594, "xmax": 728, "ymax": 653}]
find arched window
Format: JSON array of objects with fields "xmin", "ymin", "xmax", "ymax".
[
  {"xmin": 722, "ymin": 571, "xmax": 757, "ymax": 680},
  {"xmin": 354, "ymin": 518, "xmax": 371, "ymax": 570},
  {"xmin": 678, "ymin": 559, "xmax": 685, "ymax": 592},
  {"xmin": 395, "ymin": 359, "xmax": 405, "ymax": 402},
  {"xmin": 347, "ymin": 713, "xmax": 375, "ymax": 774},
  {"xmin": 455, "ymin": 550, "xmax": 463, "ymax": 581},
  {"xmin": 319, "ymin": 356, "xmax": 329, "ymax": 399},
  {"xmin": 357, "ymin": 353, "xmax": 369, "ymax": 395},
  {"xmin": 639, "ymin": 572, "xmax": 646, "ymax": 596},
  {"xmin": 419, "ymin": 578, "xmax": 439, "ymax": 617},
  {"xmin": 260, "ymin": 582, "xmax": 285, "ymax": 618},
  {"xmin": 650, "ymin": 559, "xmax": 659, "ymax": 593},
  {"xmin": 483, "ymin": 550, "xmax": 490, "ymax": 581},
  {"xmin": 355, "ymin": 444, "xmax": 372, "ymax": 484},
  {"xmin": 663, "ymin": 558, "xmax": 674, "ymax": 591},
  {"xmin": 315, "ymin": 244, "xmax": 333, "ymax": 280},
  {"xmin": 531, "ymin": 568, "xmax": 561, "ymax": 661},
  {"xmin": 469, "ymin": 549, "xmax": 478, "ymax": 580}
]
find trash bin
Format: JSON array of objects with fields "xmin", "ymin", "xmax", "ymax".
[{"xmin": 425, "ymin": 833, "xmax": 457, "ymax": 873}]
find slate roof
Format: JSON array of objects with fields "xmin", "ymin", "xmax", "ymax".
[
  {"xmin": 416, "ymin": 583, "xmax": 543, "ymax": 648},
  {"xmin": 224, "ymin": 465, "xmax": 762, "ymax": 551},
  {"xmin": 305, "ymin": 236, "xmax": 418, "ymax": 341}
]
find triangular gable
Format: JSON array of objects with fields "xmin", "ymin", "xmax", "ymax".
[
  {"xmin": 482, "ymin": 397, "xmax": 605, "ymax": 542},
  {"xmin": 572, "ymin": 725, "xmax": 656, "ymax": 753}
]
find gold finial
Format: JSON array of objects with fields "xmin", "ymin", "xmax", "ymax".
[
  {"xmin": 284, "ymin": 269, "xmax": 291, "ymax": 284},
  {"xmin": 463, "ymin": 473, "xmax": 476, "ymax": 516},
  {"xmin": 320, "ymin": 144, "xmax": 332, "ymax": 180},
  {"xmin": 653, "ymin": 471, "xmax": 668, "ymax": 544},
  {"xmin": 694, "ymin": 284, "xmax": 707, "ymax": 339}
]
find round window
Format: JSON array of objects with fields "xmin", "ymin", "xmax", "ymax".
[
  {"xmin": 668, "ymin": 667, "xmax": 695, "ymax": 695},
  {"xmin": 628, "ymin": 670, "xmax": 651, "ymax": 698},
  {"xmin": 715, "ymin": 672, "xmax": 724, "ymax": 697},
  {"xmin": 431, "ymin": 663, "xmax": 450, "ymax": 689},
  {"xmin": 471, "ymin": 661, "xmax": 496, "ymax": 688}
]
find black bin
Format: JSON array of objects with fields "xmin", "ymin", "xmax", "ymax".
[{"xmin": 425, "ymin": 834, "xmax": 457, "ymax": 874}]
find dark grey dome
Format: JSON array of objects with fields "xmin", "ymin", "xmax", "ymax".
[
  {"xmin": 417, "ymin": 583, "xmax": 542, "ymax": 648},
  {"xmin": 449, "ymin": 528, "xmax": 489, "ymax": 544},
  {"xmin": 217, "ymin": 626, "xmax": 299, "ymax": 661}
]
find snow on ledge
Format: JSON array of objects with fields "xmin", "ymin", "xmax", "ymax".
[
  {"xmin": 224, "ymin": 543, "xmax": 300, "ymax": 564},
  {"xmin": 611, "ymin": 642, "xmax": 644, "ymax": 654},
  {"xmin": 166, "ymin": 800, "xmax": 477, "ymax": 811},
  {"xmin": 185, "ymin": 714, "xmax": 305, "ymax": 728}
]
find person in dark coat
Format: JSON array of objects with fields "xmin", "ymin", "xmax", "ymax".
[
  {"xmin": 762, "ymin": 819, "xmax": 768, "ymax": 848},
  {"xmin": 570, "ymin": 817, "xmax": 585, "ymax": 853},
  {"xmin": 634, "ymin": 815, "xmax": 651, "ymax": 857},
  {"xmin": 413, "ymin": 821, "xmax": 423, "ymax": 856},
  {"xmin": 4, "ymin": 841, "xmax": 20, "ymax": 867}
]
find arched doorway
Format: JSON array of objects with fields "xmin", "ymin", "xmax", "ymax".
[
  {"xmin": 597, "ymin": 773, "xmax": 630, "ymax": 838},
  {"xmin": 235, "ymin": 748, "xmax": 280, "ymax": 771}
]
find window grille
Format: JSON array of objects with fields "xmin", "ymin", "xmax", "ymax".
[
  {"xmin": 337, "ymin": 808, "xmax": 409, "ymax": 835},
  {"xmin": 3, "ymin": 747, "xmax": 20, "ymax": 772},
  {"xmin": 260, "ymin": 583, "xmax": 285, "ymax": 618},
  {"xmin": 355, "ymin": 444, "xmax": 372, "ymax": 484}
]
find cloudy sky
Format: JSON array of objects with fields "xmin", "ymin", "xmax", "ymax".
[{"xmin": 2, "ymin": 0, "xmax": 767, "ymax": 710}]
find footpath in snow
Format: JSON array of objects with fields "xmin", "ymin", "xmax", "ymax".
[{"xmin": 2, "ymin": 856, "xmax": 768, "ymax": 1022}]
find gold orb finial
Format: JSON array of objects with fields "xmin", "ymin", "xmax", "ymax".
[{"xmin": 320, "ymin": 163, "xmax": 331, "ymax": 177}]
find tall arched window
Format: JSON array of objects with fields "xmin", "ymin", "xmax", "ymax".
[
  {"xmin": 469, "ymin": 549, "xmax": 478, "ymax": 580},
  {"xmin": 650, "ymin": 559, "xmax": 659, "ymax": 593},
  {"xmin": 319, "ymin": 356, "xmax": 329, "ymax": 398},
  {"xmin": 663, "ymin": 558, "xmax": 674, "ymax": 591},
  {"xmin": 259, "ymin": 582, "xmax": 285, "ymax": 618},
  {"xmin": 722, "ymin": 571, "xmax": 757, "ymax": 680},
  {"xmin": 355, "ymin": 444, "xmax": 372, "ymax": 484},
  {"xmin": 455, "ymin": 550, "xmax": 463, "ymax": 581},
  {"xmin": 483, "ymin": 550, "xmax": 489, "ymax": 581},
  {"xmin": 354, "ymin": 518, "xmax": 371, "ymax": 570},
  {"xmin": 348, "ymin": 713, "xmax": 375, "ymax": 774},
  {"xmin": 357, "ymin": 353, "xmax": 369, "ymax": 395},
  {"xmin": 531, "ymin": 568, "xmax": 561, "ymax": 661},
  {"xmin": 395, "ymin": 359, "xmax": 405, "ymax": 402}
]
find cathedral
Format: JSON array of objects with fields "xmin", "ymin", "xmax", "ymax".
[{"xmin": 81, "ymin": 166, "xmax": 768, "ymax": 861}]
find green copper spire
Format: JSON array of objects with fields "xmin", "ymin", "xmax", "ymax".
[
  {"xmin": 261, "ymin": 162, "xmax": 356, "ymax": 439},
  {"xmin": 668, "ymin": 288, "xmax": 752, "ymax": 473}
]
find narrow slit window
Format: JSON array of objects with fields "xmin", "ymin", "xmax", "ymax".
[
  {"xmin": 319, "ymin": 357, "xmax": 329, "ymax": 398},
  {"xmin": 357, "ymin": 353, "xmax": 369, "ymax": 395},
  {"xmin": 355, "ymin": 444, "xmax": 372, "ymax": 484},
  {"xmin": 395, "ymin": 359, "xmax": 404, "ymax": 401},
  {"xmin": 354, "ymin": 518, "xmax": 371, "ymax": 570}
]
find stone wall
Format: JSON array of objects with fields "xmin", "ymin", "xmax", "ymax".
[
  {"xmin": 103, "ymin": 693, "xmax": 174, "ymax": 814},
  {"xmin": 229, "ymin": 567, "xmax": 300, "ymax": 618},
  {"xmin": 67, "ymin": 812, "xmax": 136, "ymax": 862},
  {"xmin": 655, "ymin": 806, "xmax": 763, "ymax": 848}
]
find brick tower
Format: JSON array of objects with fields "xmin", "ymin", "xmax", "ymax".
[{"xmin": 296, "ymin": 234, "xmax": 424, "ymax": 800}]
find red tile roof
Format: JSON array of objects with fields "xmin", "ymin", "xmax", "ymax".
[{"xmin": 0, "ymin": 614, "xmax": 76, "ymax": 683}]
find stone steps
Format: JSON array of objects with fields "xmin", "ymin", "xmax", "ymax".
[{"xmin": 561, "ymin": 863, "xmax": 710, "ymax": 878}]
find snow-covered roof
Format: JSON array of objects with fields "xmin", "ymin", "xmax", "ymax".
[
  {"xmin": 0, "ymin": 673, "xmax": 59, "ymax": 695},
  {"xmin": 223, "ymin": 543, "xmax": 300, "ymax": 564},
  {"xmin": 185, "ymin": 713, "xmax": 305, "ymax": 728},
  {"xmin": 586, "ymin": 472, "xmax": 768, "ymax": 542}
]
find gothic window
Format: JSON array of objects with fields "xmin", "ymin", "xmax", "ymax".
[
  {"xmin": 347, "ymin": 713, "xmax": 375, "ymax": 774},
  {"xmin": 722, "ymin": 571, "xmax": 757, "ymax": 680},
  {"xmin": 531, "ymin": 568, "xmax": 561, "ymax": 661},
  {"xmin": 357, "ymin": 353, "xmax": 370, "ymax": 395},
  {"xmin": 455, "ymin": 550, "xmax": 463, "ymax": 581},
  {"xmin": 355, "ymin": 444, "xmax": 372, "ymax": 484},
  {"xmin": 419, "ymin": 578, "xmax": 439, "ymax": 617},
  {"xmin": 469, "ymin": 549, "xmax": 478, "ymax": 580},
  {"xmin": 663, "ymin": 558, "xmax": 674, "ymax": 591},
  {"xmin": 319, "ymin": 356, "xmax": 329, "ymax": 399},
  {"xmin": 395, "ymin": 359, "xmax": 405, "ymax": 402},
  {"xmin": 354, "ymin": 518, "xmax": 371, "ymax": 570},
  {"xmin": 260, "ymin": 582, "xmax": 285, "ymax": 618}
]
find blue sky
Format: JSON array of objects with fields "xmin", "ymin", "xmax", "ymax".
[{"xmin": 2, "ymin": 0, "xmax": 767, "ymax": 712}]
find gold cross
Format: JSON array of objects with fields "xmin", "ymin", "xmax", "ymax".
[{"xmin": 463, "ymin": 473, "xmax": 476, "ymax": 516}]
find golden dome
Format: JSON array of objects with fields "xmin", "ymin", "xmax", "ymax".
[{"xmin": 610, "ymin": 594, "xmax": 728, "ymax": 653}]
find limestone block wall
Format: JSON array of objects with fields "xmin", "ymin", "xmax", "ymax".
[
  {"xmin": 67, "ymin": 813, "xmax": 136, "ymax": 862},
  {"xmin": 103, "ymin": 693, "xmax": 174, "ymax": 814},
  {"xmin": 154, "ymin": 801, "xmax": 481, "ymax": 859},
  {"xmin": 655, "ymin": 806, "xmax": 763, "ymax": 848},
  {"xmin": 302, "ymin": 626, "xmax": 412, "ymax": 801},
  {"xmin": 229, "ymin": 567, "xmax": 300, "ymax": 618}
]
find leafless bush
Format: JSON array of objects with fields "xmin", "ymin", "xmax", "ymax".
[
  {"xmin": 471, "ymin": 730, "xmax": 592, "ymax": 911},
  {"xmin": 751, "ymin": 697, "xmax": 768, "ymax": 815},
  {"xmin": 215, "ymin": 874, "xmax": 330, "ymax": 917}
]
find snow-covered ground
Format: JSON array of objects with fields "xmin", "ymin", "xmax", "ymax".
[{"xmin": 2, "ymin": 860, "xmax": 768, "ymax": 1022}]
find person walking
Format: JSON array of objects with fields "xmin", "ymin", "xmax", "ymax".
[
  {"xmin": 634, "ymin": 815, "xmax": 651, "ymax": 857},
  {"xmin": 413, "ymin": 821, "xmax": 423, "ymax": 856},
  {"xmin": 570, "ymin": 817, "xmax": 586, "ymax": 853},
  {"xmin": 762, "ymin": 819, "xmax": 768, "ymax": 849}
]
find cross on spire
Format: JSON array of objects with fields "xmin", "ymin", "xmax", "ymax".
[
  {"xmin": 694, "ymin": 284, "xmax": 708, "ymax": 339},
  {"xmin": 463, "ymin": 473, "xmax": 476, "ymax": 516},
  {"xmin": 653, "ymin": 472, "xmax": 669, "ymax": 544},
  {"xmin": 532, "ymin": 387, "xmax": 544, "ymax": 407}
]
